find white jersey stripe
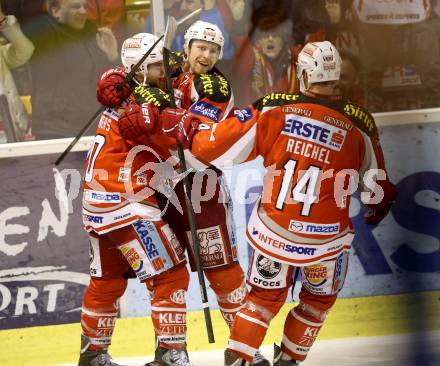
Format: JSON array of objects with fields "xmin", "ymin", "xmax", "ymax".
[
  {"xmin": 281, "ymin": 335, "xmax": 310, "ymax": 356},
  {"xmin": 247, "ymin": 203, "xmax": 354, "ymax": 266},
  {"xmin": 236, "ymin": 312, "xmax": 269, "ymax": 329},
  {"xmin": 211, "ymin": 124, "xmax": 257, "ymax": 167},
  {"xmin": 82, "ymin": 201, "xmax": 162, "ymax": 234},
  {"xmin": 151, "ymin": 306, "xmax": 186, "ymax": 312},
  {"xmin": 81, "ymin": 307, "xmax": 117, "ymax": 317},
  {"xmin": 219, "ymin": 305, "xmax": 245, "ymax": 313},
  {"xmin": 291, "ymin": 309, "xmax": 324, "ymax": 327},
  {"xmin": 228, "ymin": 339, "xmax": 258, "ymax": 358}
]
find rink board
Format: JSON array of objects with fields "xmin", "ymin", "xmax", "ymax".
[
  {"xmin": 0, "ymin": 108, "xmax": 439, "ymax": 332},
  {"xmin": 1, "ymin": 291, "xmax": 439, "ymax": 366}
]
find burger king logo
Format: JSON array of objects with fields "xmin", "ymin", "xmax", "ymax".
[{"xmin": 304, "ymin": 264, "xmax": 327, "ymax": 287}]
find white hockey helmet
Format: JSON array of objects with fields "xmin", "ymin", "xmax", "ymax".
[
  {"xmin": 297, "ymin": 41, "xmax": 342, "ymax": 92},
  {"xmin": 184, "ymin": 20, "xmax": 225, "ymax": 59},
  {"xmin": 121, "ymin": 33, "xmax": 164, "ymax": 78}
]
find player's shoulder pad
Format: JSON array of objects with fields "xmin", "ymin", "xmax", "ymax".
[
  {"xmin": 340, "ymin": 101, "xmax": 377, "ymax": 136},
  {"xmin": 252, "ymin": 92, "xmax": 301, "ymax": 110},
  {"xmin": 193, "ymin": 71, "xmax": 232, "ymax": 103},
  {"xmin": 133, "ymin": 84, "xmax": 171, "ymax": 111}
]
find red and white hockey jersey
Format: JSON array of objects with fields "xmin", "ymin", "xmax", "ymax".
[
  {"xmin": 171, "ymin": 70, "xmax": 235, "ymax": 170},
  {"xmin": 189, "ymin": 92, "xmax": 394, "ymax": 265},
  {"xmin": 82, "ymin": 86, "xmax": 173, "ymax": 234}
]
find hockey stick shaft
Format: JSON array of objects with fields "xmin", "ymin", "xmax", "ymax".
[
  {"xmin": 54, "ymin": 34, "xmax": 164, "ymax": 166},
  {"xmin": 163, "ymin": 38, "xmax": 215, "ymax": 342},
  {"xmin": 54, "ymin": 107, "xmax": 103, "ymax": 165},
  {"xmin": 54, "ymin": 8, "xmax": 203, "ymax": 166}
]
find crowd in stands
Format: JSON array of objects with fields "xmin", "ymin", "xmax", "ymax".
[{"xmin": 1, "ymin": 0, "xmax": 440, "ymax": 142}]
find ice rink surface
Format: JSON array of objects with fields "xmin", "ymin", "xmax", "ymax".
[{"xmin": 59, "ymin": 331, "xmax": 440, "ymax": 366}]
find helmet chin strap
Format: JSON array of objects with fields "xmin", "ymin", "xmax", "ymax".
[
  {"xmin": 299, "ymin": 72, "xmax": 310, "ymax": 93},
  {"xmin": 132, "ymin": 72, "xmax": 148, "ymax": 86},
  {"xmin": 141, "ymin": 74, "xmax": 148, "ymax": 86}
]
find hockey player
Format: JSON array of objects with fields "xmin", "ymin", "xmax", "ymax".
[
  {"xmin": 79, "ymin": 33, "xmax": 192, "ymax": 366},
  {"xmin": 160, "ymin": 41, "xmax": 397, "ymax": 365},
  {"xmin": 116, "ymin": 20, "xmax": 270, "ymax": 366}
]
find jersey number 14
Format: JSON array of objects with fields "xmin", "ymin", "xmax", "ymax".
[{"xmin": 275, "ymin": 159, "xmax": 321, "ymax": 216}]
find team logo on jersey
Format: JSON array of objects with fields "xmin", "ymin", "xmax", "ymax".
[
  {"xmin": 259, "ymin": 93, "xmax": 299, "ymax": 107},
  {"xmin": 332, "ymin": 251, "xmax": 348, "ymax": 292},
  {"xmin": 343, "ymin": 103, "xmax": 375, "ymax": 134},
  {"xmin": 251, "ymin": 228, "xmax": 317, "ymax": 256},
  {"xmin": 323, "ymin": 115, "xmax": 353, "ymax": 131},
  {"xmin": 289, "ymin": 221, "xmax": 304, "ymax": 232},
  {"xmin": 83, "ymin": 214, "xmax": 103, "ymax": 224},
  {"xmin": 282, "ymin": 106, "xmax": 312, "ymax": 117},
  {"xmin": 170, "ymin": 289, "xmax": 186, "ymax": 305},
  {"xmin": 134, "ymin": 85, "xmax": 170, "ymax": 108},
  {"xmin": 158, "ymin": 312, "xmax": 186, "ymax": 325},
  {"xmin": 226, "ymin": 285, "xmax": 247, "ymax": 304},
  {"xmin": 133, "ymin": 220, "xmax": 165, "ymax": 271},
  {"xmin": 84, "ymin": 190, "xmax": 121, "ymax": 203},
  {"xmin": 256, "ymin": 255, "xmax": 282, "ymax": 279},
  {"xmin": 190, "ymin": 101, "xmax": 221, "ymax": 122},
  {"xmin": 282, "ymin": 115, "xmax": 347, "ymax": 151},
  {"xmin": 304, "ymin": 264, "xmax": 327, "ymax": 287},
  {"xmin": 288, "ymin": 220, "xmax": 340, "ymax": 235},
  {"xmin": 118, "ymin": 167, "xmax": 131, "ymax": 183},
  {"xmin": 194, "ymin": 73, "xmax": 231, "ymax": 103},
  {"xmin": 136, "ymin": 172, "xmax": 148, "ymax": 186},
  {"xmin": 161, "ymin": 224, "xmax": 185, "ymax": 259},
  {"xmin": 89, "ymin": 241, "xmax": 95, "ymax": 264},
  {"xmin": 120, "ymin": 243, "xmax": 144, "ymax": 273},
  {"xmin": 187, "ymin": 225, "xmax": 227, "ymax": 268},
  {"xmin": 233, "ymin": 107, "xmax": 253, "ymax": 123}
]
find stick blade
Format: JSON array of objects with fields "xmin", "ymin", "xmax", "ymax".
[{"xmin": 164, "ymin": 15, "xmax": 178, "ymax": 50}]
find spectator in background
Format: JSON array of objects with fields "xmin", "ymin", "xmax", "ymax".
[
  {"xmin": 227, "ymin": 0, "xmax": 293, "ymax": 105},
  {"xmin": 250, "ymin": 20, "xmax": 297, "ymax": 100},
  {"xmin": 0, "ymin": 4, "xmax": 34, "ymax": 141},
  {"xmin": 178, "ymin": 0, "xmax": 235, "ymax": 71},
  {"xmin": 23, "ymin": 0, "xmax": 118, "ymax": 140},
  {"xmin": 351, "ymin": 0, "xmax": 440, "ymax": 109},
  {"xmin": 87, "ymin": 0, "xmax": 126, "ymax": 44},
  {"xmin": 144, "ymin": 0, "xmax": 182, "ymax": 33},
  {"xmin": 289, "ymin": 0, "xmax": 330, "ymax": 46},
  {"xmin": 0, "ymin": 0, "xmax": 45, "ymax": 24},
  {"xmin": 229, "ymin": 0, "xmax": 330, "ymax": 106},
  {"xmin": 325, "ymin": 0, "xmax": 360, "ymax": 56},
  {"xmin": 217, "ymin": 0, "xmax": 251, "ymax": 51},
  {"xmin": 218, "ymin": 0, "xmax": 255, "ymax": 98},
  {"xmin": 339, "ymin": 50, "xmax": 366, "ymax": 106}
]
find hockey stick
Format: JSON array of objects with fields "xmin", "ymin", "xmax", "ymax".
[
  {"xmin": 54, "ymin": 35, "xmax": 163, "ymax": 166},
  {"xmin": 54, "ymin": 8, "xmax": 202, "ymax": 166},
  {"xmin": 163, "ymin": 15, "xmax": 215, "ymax": 344}
]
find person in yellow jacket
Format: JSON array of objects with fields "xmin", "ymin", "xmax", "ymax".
[{"xmin": 0, "ymin": 5, "xmax": 34, "ymax": 141}]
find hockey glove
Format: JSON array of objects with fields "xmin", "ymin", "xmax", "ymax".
[
  {"xmin": 364, "ymin": 180, "xmax": 397, "ymax": 225},
  {"xmin": 118, "ymin": 103, "xmax": 159, "ymax": 140},
  {"xmin": 161, "ymin": 107, "xmax": 201, "ymax": 149},
  {"xmin": 97, "ymin": 67, "xmax": 132, "ymax": 108}
]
